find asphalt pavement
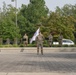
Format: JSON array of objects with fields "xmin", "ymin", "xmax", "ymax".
[{"xmin": 0, "ymin": 47, "xmax": 76, "ymax": 75}]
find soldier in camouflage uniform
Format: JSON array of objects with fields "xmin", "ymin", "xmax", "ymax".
[
  {"xmin": 23, "ymin": 33, "xmax": 28, "ymax": 46},
  {"xmin": 36, "ymin": 32, "xmax": 44, "ymax": 55},
  {"xmin": 48, "ymin": 32, "xmax": 53, "ymax": 47},
  {"xmin": 58, "ymin": 33, "xmax": 63, "ymax": 47}
]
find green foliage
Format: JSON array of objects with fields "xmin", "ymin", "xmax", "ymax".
[
  {"xmin": 0, "ymin": 2, "xmax": 21, "ymax": 40},
  {"xmin": 43, "ymin": 44, "xmax": 49, "ymax": 47},
  {"xmin": 19, "ymin": 44, "xmax": 24, "ymax": 47},
  {"xmin": 18, "ymin": 0, "xmax": 49, "ymax": 38},
  {"xmin": 55, "ymin": 4, "xmax": 76, "ymax": 40},
  {"xmin": 0, "ymin": 17, "xmax": 20, "ymax": 39},
  {"xmin": 27, "ymin": 44, "xmax": 36, "ymax": 47},
  {"xmin": 41, "ymin": 12, "xmax": 75, "ymax": 41},
  {"xmin": 13, "ymin": 44, "xmax": 18, "ymax": 47},
  {"xmin": 0, "ymin": 1, "xmax": 76, "ymax": 45}
]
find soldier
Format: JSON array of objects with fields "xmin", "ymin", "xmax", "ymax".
[
  {"xmin": 48, "ymin": 32, "xmax": 53, "ymax": 47},
  {"xmin": 23, "ymin": 33, "xmax": 28, "ymax": 46},
  {"xmin": 58, "ymin": 33, "xmax": 63, "ymax": 47},
  {"xmin": 36, "ymin": 32, "xmax": 44, "ymax": 55}
]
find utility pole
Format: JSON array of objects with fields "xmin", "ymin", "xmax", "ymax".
[
  {"xmin": 11, "ymin": 0, "xmax": 18, "ymax": 45},
  {"xmin": 11, "ymin": 0, "xmax": 17, "ymax": 27},
  {"xmin": 15, "ymin": 0, "xmax": 17, "ymax": 27}
]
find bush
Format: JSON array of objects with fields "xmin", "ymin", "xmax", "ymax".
[
  {"xmin": 0, "ymin": 44, "xmax": 13, "ymax": 47},
  {"xmin": 44, "ymin": 40, "xmax": 48, "ymax": 44},
  {"xmin": 0, "ymin": 45, "xmax": 3, "ymax": 47},
  {"xmin": 19, "ymin": 44, "xmax": 24, "ymax": 47},
  {"xmin": 43, "ymin": 44, "xmax": 49, "ymax": 47},
  {"xmin": 69, "ymin": 45, "xmax": 76, "ymax": 47},
  {"xmin": 12, "ymin": 44, "xmax": 18, "ymax": 47},
  {"xmin": 62, "ymin": 45, "xmax": 69, "ymax": 47},
  {"xmin": 27, "ymin": 44, "xmax": 36, "ymax": 47},
  {"xmin": 0, "ymin": 44, "xmax": 76, "ymax": 47},
  {"xmin": 52, "ymin": 45, "xmax": 60, "ymax": 47}
]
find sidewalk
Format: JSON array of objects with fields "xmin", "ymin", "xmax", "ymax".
[{"xmin": 0, "ymin": 72, "xmax": 76, "ymax": 75}]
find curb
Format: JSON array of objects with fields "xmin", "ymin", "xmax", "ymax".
[
  {"xmin": 0, "ymin": 72, "xmax": 76, "ymax": 75},
  {"xmin": 0, "ymin": 47, "xmax": 76, "ymax": 52}
]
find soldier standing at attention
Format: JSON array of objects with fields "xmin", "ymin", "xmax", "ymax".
[
  {"xmin": 23, "ymin": 33, "xmax": 28, "ymax": 46},
  {"xmin": 58, "ymin": 33, "xmax": 63, "ymax": 47},
  {"xmin": 48, "ymin": 32, "xmax": 53, "ymax": 47},
  {"xmin": 36, "ymin": 32, "xmax": 44, "ymax": 55}
]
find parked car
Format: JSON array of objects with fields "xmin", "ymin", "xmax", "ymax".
[{"xmin": 53, "ymin": 39, "xmax": 74, "ymax": 46}]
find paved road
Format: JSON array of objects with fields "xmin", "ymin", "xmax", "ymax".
[{"xmin": 0, "ymin": 50, "xmax": 76, "ymax": 73}]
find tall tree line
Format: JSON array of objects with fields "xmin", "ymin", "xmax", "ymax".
[{"xmin": 0, "ymin": 0, "xmax": 76, "ymax": 43}]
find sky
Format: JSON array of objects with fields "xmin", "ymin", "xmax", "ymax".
[{"xmin": 0, "ymin": 0, "xmax": 76, "ymax": 11}]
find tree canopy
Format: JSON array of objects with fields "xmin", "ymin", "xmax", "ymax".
[{"xmin": 0, "ymin": 1, "xmax": 76, "ymax": 43}]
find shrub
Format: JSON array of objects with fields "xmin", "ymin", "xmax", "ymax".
[
  {"xmin": 27, "ymin": 44, "xmax": 36, "ymax": 47},
  {"xmin": 13, "ymin": 44, "xmax": 18, "ymax": 47},
  {"xmin": 43, "ymin": 44, "xmax": 49, "ymax": 47},
  {"xmin": 19, "ymin": 44, "xmax": 24, "ymax": 47}
]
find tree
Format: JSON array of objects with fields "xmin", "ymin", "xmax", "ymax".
[
  {"xmin": 42, "ymin": 12, "xmax": 75, "ymax": 40},
  {"xmin": 18, "ymin": 0, "xmax": 49, "ymax": 38},
  {"xmin": 0, "ymin": 3, "xmax": 21, "ymax": 40},
  {"xmin": 55, "ymin": 4, "xmax": 76, "ymax": 40},
  {"xmin": 27, "ymin": 0, "xmax": 49, "ymax": 24}
]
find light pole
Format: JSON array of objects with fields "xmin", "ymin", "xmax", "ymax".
[
  {"xmin": 11, "ymin": 0, "xmax": 18, "ymax": 45},
  {"xmin": 11, "ymin": 0, "xmax": 17, "ymax": 27}
]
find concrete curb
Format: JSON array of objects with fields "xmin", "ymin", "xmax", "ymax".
[
  {"xmin": 0, "ymin": 47, "xmax": 76, "ymax": 52},
  {"xmin": 0, "ymin": 72, "xmax": 76, "ymax": 75}
]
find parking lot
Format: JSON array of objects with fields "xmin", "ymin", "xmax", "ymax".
[{"xmin": 0, "ymin": 49, "xmax": 76, "ymax": 73}]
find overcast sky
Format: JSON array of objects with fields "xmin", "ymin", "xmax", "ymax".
[{"xmin": 0, "ymin": 0, "xmax": 76, "ymax": 11}]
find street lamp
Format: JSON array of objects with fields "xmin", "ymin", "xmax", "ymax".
[
  {"xmin": 11, "ymin": 0, "xmax": 18, "ymax": 45},
  {"xmin": 11, "ymin": 0, "xmax": 17, "ymax": 27}
]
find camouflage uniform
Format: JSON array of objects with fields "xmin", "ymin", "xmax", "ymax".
[
  {"xmin": 58, "ymin": 34, "xmax": 63, "ymax": 47},
  {"xmin": 23, "ymin": 34, "xmax": 28, "ymax": 46},
  {"xmin": 36, "ymin": 32, "xmax": 44, "ymax": 55},
  {"xmin": 48, "ymin": 34, "xmax": 53, "ymax": 47}
]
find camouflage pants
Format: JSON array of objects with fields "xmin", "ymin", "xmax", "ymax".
[
  {"xmin": 37, "ymin": 42, "xmax": 43, "ymax": 55},
  {"xmin": 49, "ymin": 41, "xmax": 53, "ymax": 47},
  {"xmin": 59, "ymin": 40, "xmax": 62, "ymax": 47},
  {"xmin": 23, "ymin": 41, "xmax": 28, "ymax": 46}
]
